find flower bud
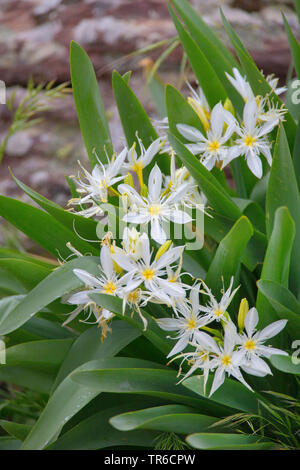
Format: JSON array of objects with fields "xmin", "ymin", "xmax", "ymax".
[{"xmin": 238, "ymin": 298, "xmax": 249, "ymax": 332}]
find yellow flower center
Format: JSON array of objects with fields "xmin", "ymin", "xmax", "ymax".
[
  {"xmin": 148, "ymin": 204, "xmax": 161, "ymax": 216},
  {"xmin": 208, "ymin": 140, "xmax": 220, "ymax": 153},
  {"xmin": 244, "ymin": 134, "xmax": 256, "ymax": 147},
  {"xmin": 187, "ymin": 317, "xmax": 196, "ymax": 330},
  {"xmin": 142, "ymin": 268, "xmax": 155, "ymax": 281},
  {"xmin": 222, "ymin": 354, "xmax": 232, "ymax": 366},
  {"xmin": 244, "ymin": 339, "xmax": 256, "ymax": 350},
  {"xmin": 103, "ymin": 281, "xmax": 116, "ymax": 295},
  {"xmin": 214, "ymin": 308, "xmax": 223, "ymax": 317},
  {"xmin": 127, "ymin": 289, "xmax": 140, "ymax": 303}
]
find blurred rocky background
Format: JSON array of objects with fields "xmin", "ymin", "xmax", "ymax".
[{"xmin": 0, "ymin": 0, "xmax": 298, "ymax": 248}]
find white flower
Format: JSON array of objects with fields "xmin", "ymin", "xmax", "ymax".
[
  {"xmin": 157, "ymin": 284, "xmax": 211, "ymax": 357},
  {"xmin": 69, "ymin": 148, "xmax": 127, "ymax": 216},
  {"xmin": 199, "ymin": 276, "xmax": 239, "ymax": 323},
  {"xmin": 123, "ymin": 136, "xmax": 162, "ymax": 186},
  {"xmin": 208, "ymin": 325, "xmax": 252, "ymax": 396},
  {"xmin": 65, "ymin": 245, "xmax": 134, "ymax": 324},
  {"xmin": 118, "ymin": 164, "xmax": 192, "ymax": 244},
  {"xmin": 266, "ymin": 73, "xmax": 287, "ymax": 96},
  {"xmin": 222, "ymin": 98, "xmax": 277, "ymax": 178},
  {"xmin": 225, "ymin": 68, "xmax": 255, "ymax": 102},
  {"xmin": 186, "ymin": 82, "xmax": 211, "ymax": 131},
  {"xmin": 237, "ymin": 307, "xmax": 288, "ymax": 377},
  {"xmin": 111, "ymin": 232, "xmax": 186, "ymax": 305},
  {"xmin": 177, "ymin": 102, "xmax": 236, "ymax": 170},
  {"xmin": 120, "ymin": 227, "xmax": 144, "ymax": 261}
]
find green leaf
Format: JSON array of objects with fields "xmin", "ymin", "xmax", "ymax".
[
  {"xmin": 53, "ymin": 321, "xmax": 140, "ymax": 389},
  {"xmin": 257, "ymin": 280, "xmax": 300, "ymax": 339},
  {"xmin": 205, "ymin": 216, "xmax": 253, "ymax": 296},
  {"xmin": 170, "ymin": 0, "xmax": 243, "ymax": 112},
  {"xmin": 169, "ymin": 7, "xmax": 227, "ymax": 108},
  {"xmin": 183, "ymin": 374, "xmax": 259, "ymax": 414},
  {"xmin": 186, "ymin": 433, "xmax": 273, "ymax": 450},
  {"xmin": 112, "ymin": 70, "xmax": 158, "ymax": 147},
  {"xmin": 269, "ymin": 355, "xmax": 300, "ymax": 375},
  {"xmin": 0, "ymin": 437, "xmax": 21, "ymax": 450},
  {"xmin": 90, "ymin": 293, "xmax": 174, "ymax": 357},
  {"xmin": 5, "ymin": 338, "xmax": 74, "ymax": 372},
  {"xmin": 110, "ymin": 404, "xmax": 217, "ymax": 434},
  {"xmin": 166, "ymin": 84, "xmax": 205, "ymax": 139},
  {"xmin": 0, "ymin": 256, "xmax": 100, "ymax": 335},
  {"xmin": 221, "ymin": 11, "xmax": 296, "ymax": 147},
  {"xmin": 266, "ymin": 127, "xmax": 300, "ymax": 298},
  {"xmin": 0, "ymin": 259, "xmax": 51, "ymax": 291},
  {"xmin": 21, "ymin": 322, "xmax": 140, "ymax": 450},
  {"xmin": 0, "ymin": 196, "xmax": 97, "ymax": 260},
  {"xmin": 48, "ymin": 402, "xmax": 158, "ymax": 450},
  {"xmin": 70, "ymin": 357, "xmax": 229, "ymax": 416},
  {"xmin": 282, "ymin": 13, "xmax": 300, "ymax": 80},
  {"xmin": 70, "ymin": 41, "xmax": 113, "ymax": 166},
  {"xmin": 168, "ymin": 132, "xmax": 242, "ymax": 220},
  {"xmin": 0, "ymin": 365, "xmax": 55, "ymax": 394},
  {"xmin": 170, "ymin": 0, "xmax": 237, "ymax": 68},
  {"xmin": 0, "ymin": 421, "xmax": 31, "ymax": 441},
  {"xmin": 11, "ymin": 174, "xmax": 98, "ymax": 250},
  {"xmin": 256, "ymin": 207, "xmax": 295, "ymax": 327}
]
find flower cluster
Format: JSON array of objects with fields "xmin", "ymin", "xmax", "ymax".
[
  {"xmin": 158, "ymin": 279, "xmax": 288, "ymax": 396},
  {"xmin": 68, "ymin": 140, "xmax": 206, "ymax": 245},
  {"xmin": 64, "ymin": 66, "xmax": 289, "ymax": 394},
  {"xmin": 65, "ymin": 228, "xmax": 187, "ymax": 334},
  {"xmin": 176, "ymin": 68, "xmax": 287, "ymax": 178}
]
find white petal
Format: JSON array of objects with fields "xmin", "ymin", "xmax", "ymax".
[
  {"xmin": 247, "ymin": 153, "xmax": 263, "ymax": 178},
  {"xmin": 111, "ymin": 253, "xmax": 136, "ymax": 272},
  {"xmin": 157, "ymin": 317, "xmax": 183, "ymax": 331},
  {"xmin": 100, "ymin": 245, "xmax": 114, "ymax": 278},
  {"xmin": 258, "ymin": 319, "xmax": 288, "ymax": 341},
  {"xmin": 148, "ymin": 164, "xmax": 162, "ymax": 201},
  {"xmin": 194, "ymin": 331, "xmax": 220, "ymax": 354},
  {"xmin": 165, "ymin": 209, "xmax": 192, "ymax": 224},
  {"xmin": 177, "ymin": 124, "xmax": 205, "ymax": 143},
  {"xmin": 244, "ymin": 307, "xmax": 258, "ymax": 337},
  {"xmin": 167, "ymin": 335, "xmax": 189, "ymax": 358},
  {"xmin": 73, "ymin": 269, "xmax": 101, "ymax": 288},
  {"xmin": 210, "ymin": 102, "xmax": 224, "ymax": 139},
  {"xmin": 209, "ymin": 367, "xmax": 225, "ymax": 397},
  {"xmin": 151, "ymin": 218, "xmax": 166, "ymax": 244},
  {"xmin": 143, "ymin": 138, "xmax": 161, "ymax": 166},
  {"xmin": 155, "ymin": 246, "xmax": 182, "ymax": 269},
  {"xmin": 243, "ymin": 98, "xmax": 257, "ymax": 132}
]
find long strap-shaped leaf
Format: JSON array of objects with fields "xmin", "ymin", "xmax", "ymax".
[
  {"xmin": 0, "ymin": 196, "xmax": 98, "ymax": 259},
  {"xmin": 21, "ymin": 323, "xmax": 140, "ymax": 450},
  {"xmin": 221, "ymin": 10, "xmax": 297, "ymax": 149},
  {"xmin": 0, "ymin": 256, "xmax": 100, "ymax": 335},
  {"xmin": 70, "ymin": 41, "xmax": 113, "ymax": 167},
  {"xmin": 266, "ymin": 127, "xmax": 300, "ymax": 298},
  {"xmin": 168, "ymin": 132, "xmax": 242, "ymax": 220},
  {"xmin": 169, "ymin": 7, "xmax": 227, "ymax": 108},
  {"xmin": 205, "ymin": 215, "xmax": 253, "ymax": 297},
  {"xmin": 257, "ymin": 207, "xmax": 295, "ymax": 329}
]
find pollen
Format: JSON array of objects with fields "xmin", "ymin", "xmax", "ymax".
[
  {"xmin": 127, "ymin": 289, "xmax": 140, "ymax": 303},
  {"xmin": 244, "ymin": 339, "xmax": 256, "ymax": 350},
  {"xmin": 214, "ymin": 308, "xmax": 223, "ymax": 318},
  {"xmin": 222, "ymin": 354, "xmax": 232, "ymax": 366},
  {"xmin": 208, "ymin": 140, "xmax": 220, "ymax": 153},
  {"xmin": 244, "ymin": 134, "xmax": 256, "ymax": 147},
  {"xmin": 187, "ymin": 316, "xmax": 196, "ymax": 330},
  {"xmin": 142, "ymin": 268, "xmax": 155, "ymax": 281},
  {"xmin": 148, "ymin": 204, "xmax": 161, "ymax": 216},
  {"xmin": 103, "ymin": 281, "xmax": 116, "ymax": 295}
]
